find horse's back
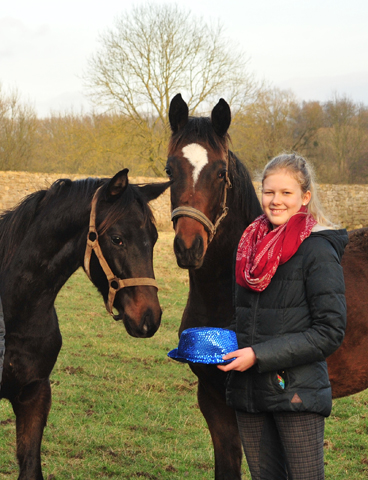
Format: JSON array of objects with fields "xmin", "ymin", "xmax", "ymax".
[
  {"xmin": 343, "ymin": 227, "xmax": 368, "ymax": 309},
  {"xmin": 328, "ymin": 227, "xmax": 368, "ymax": 398}
]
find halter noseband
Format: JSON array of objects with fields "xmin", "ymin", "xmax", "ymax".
[
  {"xmin": 171, "ymin": 164, "xmax": 232, "ymax": 244},
  {"xmin": 84, "ymin": 186, "xmax": 158, "ymax": 317}
]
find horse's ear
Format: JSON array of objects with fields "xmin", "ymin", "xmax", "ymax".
[
  {"xmin": 211, "ymin": 98, "xmax": 231, "ymax": 137},
  {"xmin": 139, "ymin": 181, "xmax": 171, "ymax": 203},
  {"xmin": 106, "ymin": 168, "xmax": 129, "ymax": 201},
  {"xmin": 169, "ymin": 93, "xmax": 189, "ymax": 133}
]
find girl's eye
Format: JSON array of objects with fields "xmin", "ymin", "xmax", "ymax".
[{"xmin": 111, "ymin": 235, "xmax": 124, "ymax": 246}]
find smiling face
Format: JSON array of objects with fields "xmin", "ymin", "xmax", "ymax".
[{"xmin": 262, "ymin": 169, "xmax": 311, "ymax": 228}]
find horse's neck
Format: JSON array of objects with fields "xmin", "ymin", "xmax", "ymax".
[
  {"xmin": 181, "ymin": 154, "xmax": 262, "ymax": 330},
  {"xmin": 2, "ymin": 204, "xmax": 89, "ymax": 306},
  {"xmin": 183, "ymin": 197, "xmax": 251, "ymax": 329}
]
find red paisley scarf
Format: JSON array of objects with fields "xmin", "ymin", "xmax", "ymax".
[{"xmin": 236, "ymin": 207, "xmax": 317, "ymax": 292}]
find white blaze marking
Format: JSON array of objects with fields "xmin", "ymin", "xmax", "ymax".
[{"xmin": 182, "ymin": 143, "xmax": 208, "ymax": 187}]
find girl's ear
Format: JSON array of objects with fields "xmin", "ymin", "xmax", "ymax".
[{"xmin": 303, "ymin": 190, "xmax": 312, "ymax": 206}]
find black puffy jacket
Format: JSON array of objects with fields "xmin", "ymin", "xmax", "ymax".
[
  {"xmin": 0, "ymin": 298, "xmax": 4, "ymax": 390},
  {"xmin": 225, "ymin": 229, "xmax": 348, "ymax": 417}
]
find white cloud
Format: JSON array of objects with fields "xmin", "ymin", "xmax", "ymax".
[
  {"xmin": 1, "ymin": 0, "xmax": 368, "ymax": 115},
  {"xmin": 0, "ymin": 17, "xmax": 49, "ymax": 58},
  {"xmin": 277, "ymin": 72, "xmax": 368, "ymax": 105}
]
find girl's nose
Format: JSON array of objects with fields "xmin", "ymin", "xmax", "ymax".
[{"xmin": 272, "ymin": 194, "xmax": 282, "ymax": 205}]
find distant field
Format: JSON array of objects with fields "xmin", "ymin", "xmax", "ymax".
[{"xmin": 1, "ymin": 231, "xmax": 367, "ymax": 479}]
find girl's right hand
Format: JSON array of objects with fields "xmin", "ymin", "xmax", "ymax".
[{"xmin": 217, "ymin": 347, "xmax": 257, "ymax": 372}]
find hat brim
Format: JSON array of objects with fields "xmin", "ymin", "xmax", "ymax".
[{"xmin": 167, "ymin": 348, "xmax": 235, "ymax": 365}]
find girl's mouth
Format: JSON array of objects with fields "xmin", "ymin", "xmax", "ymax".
[{"xmin": 270, "ymin": 209, "xmax": 286, "ymax": 214}]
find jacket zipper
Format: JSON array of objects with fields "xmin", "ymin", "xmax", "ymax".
[
  {"xmin": 251, "ymin": 293, "xmax": 260, "ymax": 345},
  {"xmin": 249, "ymin": 292, "xmax": 260, "ymax": 411}
]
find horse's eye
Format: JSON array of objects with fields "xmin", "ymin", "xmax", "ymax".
[
  {"xmin": 111, "ymin": 235, "xmax": 124, "ymax": 246},
  {"xmin": 218, "ymin": 170, "xmax": 227, "ymax": 179},
  {"xmin": 165, "ymin": 167, "xmax": 173, "ymax": 178}
]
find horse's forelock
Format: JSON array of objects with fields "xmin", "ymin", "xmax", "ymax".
[
  {"xmin": 168, "ymin": 116, "xmax": 229, "ymax": 156},
  {"xmin": 97, "ymin": 182, "xmax": 155, "ymax": 236}
]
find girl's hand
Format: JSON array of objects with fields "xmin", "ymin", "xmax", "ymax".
[{"xmin": 217, "ymin": 347, "xmax": 257, "ymax": 372}]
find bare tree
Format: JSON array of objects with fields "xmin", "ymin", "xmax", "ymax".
[
  {"xmin": 230, "ymin": 88, "xmax": 298, "ymax": 172},
  {"xmin": 322, "ymin": 94, "xmax": 367, "ymax": 181},
  {"xmin": 0, "ymin": 84, "xmax": 37, "ymax": 171},
  {"xmin": 83, "ymin": 2, "xmax": 258, "ymax": 175}
]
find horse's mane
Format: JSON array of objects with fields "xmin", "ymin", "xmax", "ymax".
[
  {"xmin": 0, "ymin": 177, "xmax": 155, "ymax": 271},
  {"xmin": 0, "ymin": 178, "xmax": 96, "ymax": 270},
  {"xmin": 228, "ymin": 151, "xmax": 262, "ymax": 224},
  {"xmin": 0, "ymin": 188, "xmax": 47, "ymax": 269}
]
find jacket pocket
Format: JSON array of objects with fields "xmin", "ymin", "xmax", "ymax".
[
  {"xmin": 254, "ymin": 370, "xmax": 288, "ymax": 395},
  {"xmin": 275, "ymin": 370, "xmax": 288, "ymax": 391}
]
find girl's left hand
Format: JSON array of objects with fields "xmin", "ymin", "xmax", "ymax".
[{"xmin": 217, "ymin": 347, "xmax": 257, "ymax": 372}]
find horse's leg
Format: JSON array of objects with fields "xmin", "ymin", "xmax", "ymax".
[
  {"xmin": 12, "ymin": 378, "xmax": 52, "ymax": 480},
  {"xmin": 197, "ymin": 379, "xmax": 243, "ymax": 480}
]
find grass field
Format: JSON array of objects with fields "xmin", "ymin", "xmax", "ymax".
[{"xmin": 1, "ymin": 231, "xmax": 368, "ymax": 479}]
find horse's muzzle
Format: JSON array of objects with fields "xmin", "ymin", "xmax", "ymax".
[
  {"xmin": 122, "ymin": 307, "xmax": 162, "ymax": 338},
  {"xmin": 174, "ymin": 234, "xmax": 205, "ymax": 269}
]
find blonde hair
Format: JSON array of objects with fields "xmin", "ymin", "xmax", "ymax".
[{"xmin": 261, "ymin": 153, "xmax": 337, "ymax": 228}]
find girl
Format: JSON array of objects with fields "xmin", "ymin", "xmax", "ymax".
[{"xmin": 218, "ymin": 153, "xmax": 347, "ymax": 480}]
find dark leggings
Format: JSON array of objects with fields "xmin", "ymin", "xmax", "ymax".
[{"xmin": 236, "ymin": 411, "xmax": 325, "ymax": 480}]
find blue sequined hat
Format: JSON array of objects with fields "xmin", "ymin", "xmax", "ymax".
[{"xmin": 167, "ymin": 327, "xmax": 238, "ymax": 364}]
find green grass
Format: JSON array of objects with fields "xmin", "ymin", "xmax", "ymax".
[{"xmin": 1, "ymin": 231, "xmax": 368, "ymax": 479}]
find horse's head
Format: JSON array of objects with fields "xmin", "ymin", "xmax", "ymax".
[
  {"xmin": 86, "ymin": 169, "xmax": 170, "ymax": 338},
  {"xmin": 167, "ymin": 94, "xmax": 232, "ymax": 269}
]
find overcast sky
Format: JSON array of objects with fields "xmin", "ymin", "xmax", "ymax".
[{"xmin": 1, "ymin": 0, "xmax": 367, "ymax": 117}]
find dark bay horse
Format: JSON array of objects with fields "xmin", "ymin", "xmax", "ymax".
[
  {"xmin": 166, "ymin": 93, "xmax": 368, "ymax": 479},
  {"xmin": 0, "ymin": 169, "xmax": 169, "ymax": 480}
]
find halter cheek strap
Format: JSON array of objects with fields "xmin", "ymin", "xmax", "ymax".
[
  {"xmin": 171, "ymin": 172, "xmax": 231, "ymax": 244},
  {"xmin": 84, "ymin": 186, "xmax": 158, "ymax": 317}
]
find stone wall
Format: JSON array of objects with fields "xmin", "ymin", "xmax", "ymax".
[
  {"xmin": 0, "ymin": 171, "xmax": 172, "ymax": 230},
  {"xmin": 318, "ymin": 184, "xmax": 368, "ymax": 229},
  {"xmin": 0, "ymin": 171, "xmax": 367, "ymax": 230}
]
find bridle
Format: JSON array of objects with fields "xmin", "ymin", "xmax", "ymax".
[
  {"xmin": 171, "ymin": 152, "xmax": 232, "ymax": 244},
  {"xmin": 84, "ymin": 186, "xmax": 158, "ymax": 317}
]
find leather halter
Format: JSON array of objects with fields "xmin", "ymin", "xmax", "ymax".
[
  {"xmin": 171, "ymin": 159, "xmax": 232, "ymax": 244},
  {"xmin": 84, "ymin": 186, "xmax": 158, "ymax": 317}
]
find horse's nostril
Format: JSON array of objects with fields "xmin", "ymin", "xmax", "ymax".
[
  {"xmin": 140, "ymin": 308, "xmax": 160, "ymax": 338},
  {"xmin": 194, "ymin": 235, "xmax": 203, "ymax": 254},
  {"xmin": 174, "ymin": 235, "xmax": 185, "ymax": 255}
]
